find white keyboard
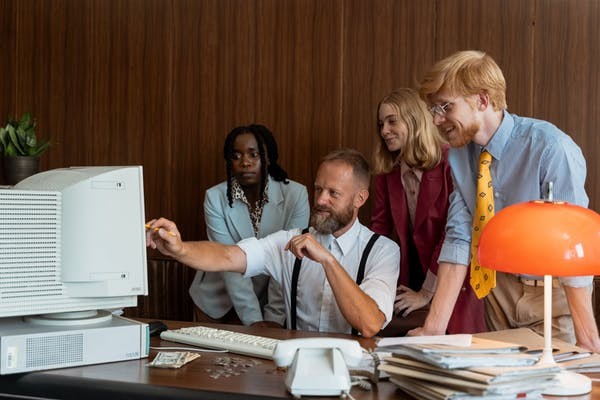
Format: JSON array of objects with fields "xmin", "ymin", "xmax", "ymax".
[{"xmin": 160, "ymin": 325, "xmax": 280, "ymax": 359}]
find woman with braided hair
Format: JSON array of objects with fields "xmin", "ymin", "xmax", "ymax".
[{"xmin": 189, "ymin": 124, "xmax": 309, "ymax": 327}]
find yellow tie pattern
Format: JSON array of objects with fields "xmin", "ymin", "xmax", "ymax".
[{"xmin": 470, "ymin": 150, "xmax": 496, "ymax": 299}]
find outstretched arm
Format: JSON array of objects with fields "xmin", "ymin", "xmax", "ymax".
[
  {"xmin": 146, "ymin": 217, "xmax": 247, "ymax": 273},
  {"xmin": 285, "ymin": 233, "xmax": 385, "ymax": 338}
]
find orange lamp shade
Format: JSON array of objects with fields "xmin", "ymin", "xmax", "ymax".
[{"xmin": 478, "ymin": 200, "xmax": 600, "ymax": 276}]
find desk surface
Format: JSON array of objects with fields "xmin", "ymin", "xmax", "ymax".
[{"xmin": 0, "ymin": 320, "xmax": 597, "ymax": 400}]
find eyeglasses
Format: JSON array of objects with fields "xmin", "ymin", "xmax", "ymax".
[{"xmin": 429, "ymin": 102, "xmax": 452, "ymax": 117}]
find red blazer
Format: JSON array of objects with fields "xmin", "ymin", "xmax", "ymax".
[{"xmin": 371, "ymin": 146, "xmax": 485, "ymax": 334}]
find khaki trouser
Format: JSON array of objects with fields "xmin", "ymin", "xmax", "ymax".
[{"xmin": 484, "ymin": 272, "xmax": 581, "ymax": 343}]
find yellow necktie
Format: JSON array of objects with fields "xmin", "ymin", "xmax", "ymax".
[{"xmin": 470, "ymin": 150, "xmax": 496, "ymax": 299}]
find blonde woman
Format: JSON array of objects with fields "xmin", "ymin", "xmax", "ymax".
[{"xmin": 372, "ymin": 88, "xmax": 485, "ymax": 335}]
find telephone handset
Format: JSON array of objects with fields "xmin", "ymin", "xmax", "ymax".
[{"xmin": 273, "ymin": 338, "xmax": 363, "ymax": 397}]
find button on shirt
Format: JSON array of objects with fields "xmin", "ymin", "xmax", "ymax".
[
  {"xmin": 238, "ymin": 218, "xmax": 400, "ymax": 333},
  {"xmin": 439, "ymin": 110, "xmax": 591, "ymax": 287}
]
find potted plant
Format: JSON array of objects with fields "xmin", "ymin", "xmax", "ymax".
[{"xmin": 0, "ymin": 112, "xmax": 51, "ymax": 185}]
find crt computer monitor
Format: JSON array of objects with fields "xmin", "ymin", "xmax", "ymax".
[{"xmin": 0, "ymin": 166, "xmax": 148, "ymax": 322}]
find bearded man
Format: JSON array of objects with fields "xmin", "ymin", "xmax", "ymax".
[
  {"xmin": 409, "ymin": 50, "xmax": 600, "ymax": 353},
  {"xmin": 147, "ymin": 149, "xmax": 400, "ymax": 338}
]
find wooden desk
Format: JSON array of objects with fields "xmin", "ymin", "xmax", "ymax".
[{"xmin": 0, "ymin": 320, "xmax": 597, "ymax": 400}]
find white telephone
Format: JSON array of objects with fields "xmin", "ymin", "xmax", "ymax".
[{"xmin": 273, "ymin": 337, "xmax": 363, "ymax": 398}]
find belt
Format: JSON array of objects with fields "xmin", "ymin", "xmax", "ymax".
[{"xmin": 519, "ymin": 277, "xmax": 560, "ymax": 288}]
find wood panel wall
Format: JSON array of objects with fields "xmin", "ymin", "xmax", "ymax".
[{"xmin": 1, "ymin": 0, "xmax": 599, "ymax": 319}]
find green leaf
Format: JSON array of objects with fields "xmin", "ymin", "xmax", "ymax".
[
  {"xmin": 1, "ymin": 113, "xmax": 49, "ymax": 157},
  {"xmin": 19, "ymin": 112, "xmax": 33, "ymax": 130},
  {"xmin": 30, "ymin": 139, "xmax": 51, "ymax": 157},
  {"xmin": 25, "ymin": 132, "xmax": 37, "ymax": 148},
  {"xmin": 6, "ymin": 125, "xmax": 25, "ymax": 154},
  {"xmin": 0, "ymin": 127, "xmax": 8, "ymax": 150},
  {"xmin": 5, "ymin": 142, "xmax": 18, "ymax": 156}
]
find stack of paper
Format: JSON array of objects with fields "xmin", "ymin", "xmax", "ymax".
[
  {"xmin": 561, "ymin": 353, "xmax": 600, "ymax": 373},
  {"xmin": 377, "ymin": 334, "xmax": 561, "ymax": 399},
  {"xmin": 475, "ymin": 328, "xmax": 597, "ymax": 373},
  {"xmin": 381, "ymin": 337, "xmax": 536, "ymax": 369}
]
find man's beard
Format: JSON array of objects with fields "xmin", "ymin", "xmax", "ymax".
[
  {"xmin": 310, "ymin": 203, "xmax": 355, "ymax": 234},
  {"xmin": 444, "ymin": 121, "xmax": 479, "ymax": 148}
]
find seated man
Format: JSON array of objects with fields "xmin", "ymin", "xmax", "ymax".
[{"xmin": 147, "ymin": 149, "xmax": 400, "ymax": 338}]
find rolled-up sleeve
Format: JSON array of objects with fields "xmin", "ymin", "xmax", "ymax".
[
  {"xmin": 438, "ymin": 189, "xmax": 472, "ymax": 266},
  {"xmin": 361, "ymin": 239, "xmax": 400, "ymax": 326},
  {"xmin": 237, "ymin": 237, "xmax": 265, "ymax": 278},
  {"xmin": 237, "ymin": 230, "xmax": 297, "ymax": 285},
  {"xmin": 559, "ymin": 276, "xmax": 594, "ymax": 287}
]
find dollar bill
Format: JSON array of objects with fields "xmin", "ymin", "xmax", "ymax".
[{"xmin": 148, "ymin": 351, "xmax": 201, "ymax": 368}]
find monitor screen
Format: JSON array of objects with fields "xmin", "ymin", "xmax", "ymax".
[{"xmin": 0, "ymin": 166, "xmax": 148, "ymax": 320}]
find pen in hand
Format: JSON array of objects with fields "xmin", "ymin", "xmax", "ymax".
[{"xmin": 145, "ymin": 223, "xmax": 177, "ymax": 237}]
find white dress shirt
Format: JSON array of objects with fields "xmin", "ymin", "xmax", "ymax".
[{"xmin": 238, "ymin": 218, "xmax": 400, "ymax": 334}]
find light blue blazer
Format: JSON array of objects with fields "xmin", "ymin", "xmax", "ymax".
[{"xmin": 188, "ymin": 177, "xmax": 310, "ymax": 325}]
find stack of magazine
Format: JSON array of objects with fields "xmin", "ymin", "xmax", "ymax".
[{"xmin": 376, "ymin": 333, "xmax": 561, "ymax": 399}]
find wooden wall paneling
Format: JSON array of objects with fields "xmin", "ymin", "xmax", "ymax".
[
  {"xmin": 36, "ymin": 0, "xmax": 68, "ymax": 172},
  {"xmin": 434, "ymin": 0, "xmax": 535, "ymax": 118},
  {"xmin": 8, "ymin": 0, "xmax": 62, "ymax": 171},
  {"xmin": 0, "ymin": 0, "xmax": 15, "ymax": 182},
  {"xmin": 75, "ymin": 0, "xmax": 173, "ymax": 221},
  {"xmin": 14, "ymin": 0, "xmax": 88, "ymax": 168},
  {"xmin": 170, "ymin": 0, "xmax": 259, "ymax": 240},
  {"xmin": 171, "ymin": 0, "xmax": 219, "ymax": 241},
  {"xmin": 0, "ymin": 0, "xmax": 15, "ymax": 120},
  {"xmin": 11, "ymin": 0, "xmax": 37, "ymax": 120},
  {"xmin": 44, "ymin": 0, "xmax": 85, "ymax": 169},
  {"xmin": 3, "ymin": 0, "xmax": 70, "ymax": 177},
  {"xmin": 533, "ymin": 0, "xmax": 600, "ymax": 213},
  {"xmin": 254, "ymin": 0, "xmax": 344, "ymax": 199},
  {"xmin": 170, "ymin": 0, "xmax": 344, "ymax": 239},
  {"xmin": 341, "ymin": 0, "xmax": 437, "ymax": 222}
]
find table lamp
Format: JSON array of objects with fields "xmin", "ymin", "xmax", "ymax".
[{"xmin": 478, "ymin": 196, "xmax": 600, "ymax": 396}]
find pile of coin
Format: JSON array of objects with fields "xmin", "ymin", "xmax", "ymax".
[{"xmin": 205, "ymin": 356, "xmax": 262, "ymax": 379}]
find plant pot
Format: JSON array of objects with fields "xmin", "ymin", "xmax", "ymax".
[{"xmin": 2, "ymin": 155, "xmax": 40, "ymax": 185}]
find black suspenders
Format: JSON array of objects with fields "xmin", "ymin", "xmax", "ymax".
[
  {"xmin": 290, "ymin": 228, "xmax": 310, "ymax": 331},
  {"xmin": 290, "ymin": 227, "xmax": 380, "ymax": 336}
]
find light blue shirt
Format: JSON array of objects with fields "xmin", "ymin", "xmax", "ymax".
[{"xmin": 439, "ymin": 111, "xmax": 591, "ymax": 287}]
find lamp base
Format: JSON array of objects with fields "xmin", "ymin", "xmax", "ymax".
[{"xmin": 543, "ymin": 370, "xmax": 591, "ymax": 396}]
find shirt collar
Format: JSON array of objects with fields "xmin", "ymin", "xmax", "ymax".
[
  {"xmin": 330, "ymin": 217, "xmax": 361, "ymax": 257},
  {"xmin": 400, "ymin": 160, "xmax": 423, "ymax": 181},
  {"xmin": 482, "ymin": 110, "xmax": 514, "ymax": 160}
]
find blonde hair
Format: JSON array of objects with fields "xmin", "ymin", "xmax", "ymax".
[
  {"xmin": 373, "ymin": 88, "xmax": 445, "ymax": 174},
  {"xmin": 419, "ymin": 50, "xmax": 507, "ymax": 111}
]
